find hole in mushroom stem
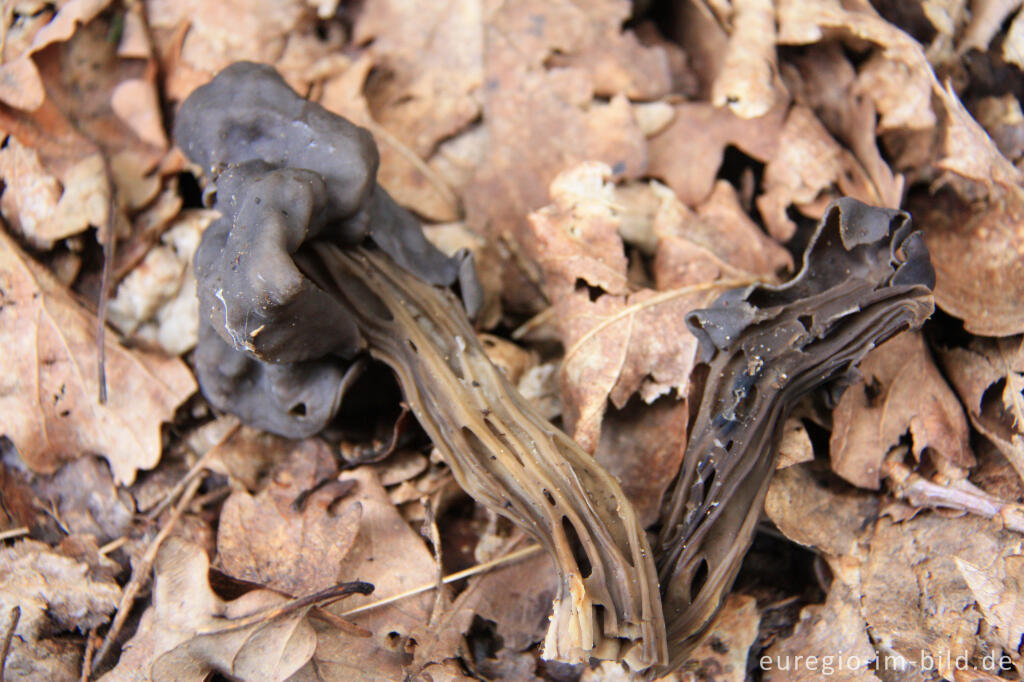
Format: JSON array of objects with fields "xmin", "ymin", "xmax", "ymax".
[
  {"xmin": 288, "ymin": 402, "xmax": 307, "ymax": 417},
  {"xmin": 543, "ymin": 489, "xmax": 556, "ymax": 506},
  {"xmin": 690, "ymin": 557, "xmax": 709, "ymax": 603},
  {"xmin": 562, "ymin": 516, "xmax": 593, "ymax": 578}
]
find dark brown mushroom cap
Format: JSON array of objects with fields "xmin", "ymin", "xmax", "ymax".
[{"xmin": 175, "ymin": 61, "xmax": 480, "ymax": 437}]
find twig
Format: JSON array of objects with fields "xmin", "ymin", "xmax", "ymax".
[
  {"xmin": 0, "ymin": 606, "xmax": 19, "ymax": 682},
  {"xmin": 884, "ymin": 455, "xmax": 1024, "ymax": 532},
  {"xmin": 95, "ymin": 157, "xmax": 119, "ymax": 404},
  {"xmin": 146, "ymin": 420, "xmax": 239, "ymax": 521},
  {"xmin": 193, "ymin": 582, "xmax": 373, "ymax": 636},
  {"xmin": 91, "ymin": 472, "xmax": 205, "ymax": 674},
  {"xmin": 0, "ymin": 528, "xmax": 28, "ymax": 543},
  {"xmin": 80, "ymin": 627, "xmax": 98, "ymax": 682},
  {"xmin": 340, "ymin": 543, "xmax": 542, "ymax": 617},
  {"xmin": 98, "ymin": 536, "xmax": 128, "ymax": 557}
]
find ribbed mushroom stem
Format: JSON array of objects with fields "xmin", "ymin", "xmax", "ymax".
[{"xmin": 297, "ymin": 244, "xmax": 668, "ymax": 669}]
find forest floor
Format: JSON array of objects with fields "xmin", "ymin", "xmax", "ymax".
[{"xmin": 1, "ymin": 1, "xmax": 1023, "ymax": 681}]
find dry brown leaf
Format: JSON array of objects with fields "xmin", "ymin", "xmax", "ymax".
[
  {"xmin": 594, "ymin": 396, "xmax": 689, "ymax": 526},
  {"xmin": 647, "ymin": 101, "xmax": 785, "ymax": 207},
  {"xmin": 4, "ymin": 637, "xmax": 82, "ymax": 682},
  {"xmin": 523, "ymin": 164, "xmax": 716, "ymax": 452},
  {"xmin": 859, "ymin": 513, "xmax": 1016, "ymax": 679},
  {"xmin": 0, "ymin": 228, "xmax": 196, "ymax": 484},
  {"xmin": 680, "ymin": 594, "xmax": 760, "ymax": 682},
  {"xmin": 762, "ymin": 581, "xmax": 879, "ymax": 682},
  {"xmin": 321, "ymin": 54, "xmax": 462, "ymax": 222},
  {"xmin": 0, "ymin": 13, "xmax": 169, "ymax": 247},
  {"xmin": 216, "ymin": 439, "xmax": 362, "ymax": 596},
  {"xmin": 0, "ymin": 0, "xmax": 111, "ymax": 111},
  {"xmin": 912, "ymin": 189, "xmax": 1024, "ymax": 336},
  {"xmin": 856, "ymin": 53, "xmax": 937, "ymax": 133},
  {"xmin": 781, "ymin": 44, "xmax": 906, "ymax": 209},
  {"xmin": 111, "ymin": 77, "xmax": 169, "ymax": 150},
  {"xmin": 940, "ymin": 336, "xmax": 1024, "ymax": 480},
  {"xmin": 148, "ymin": 0, "xmax": 345, "ymax": 103},
  {"xmin": 765, "ymin": 464, "xmax": 880, "ymax": 558},
  {"xmin": 332, "ymin": 467, "xmax": 440, "ymax": 663},
  {"xmin": 757, "ymin": 104, "xmax": 875, "ymax": 241},
  {"xmin": 459, "ymin": 549, "xmax": 559, "ymax": 653},
  {"xmin": 0, "ymin": 538, "xmax": 120, "ymax": 642},
  {"xmin": 461, "ymin": 0, "xmax": 663, "ymax": 302},
  {"xmin": 288, "ymin": 620, "xmax": 404, "ymax": 682},
  {"xmin": 653, "ymin": 180, "xmax": 792, "ymax": 285},
  {"xmin": 935, "ymin": 81, "xmax": 1024, "ymax": 192},
  {"xmin": 355, "ymin": 0, "xmax": 482, "ymax": 159},
  {"xmin": 955, "ymin": 554, "xmax": 1024, "ymax": 655},
  {"xmin": 105, "ymin": 537, "xmax": 318, "ymax": 682},
  {"xmin": 830, "ymin": 332, "xmax": 973, "ymax": 490},
  {"xmin": 35, "ymin": 456, "xmax": 134, "ymax": 545},
  {"xmin": 712, "ymin": 0, "xmax": 780, "ymax": 119},
  {"xmin": 0, "ymin": 137, "xmax": 108, "ymax": 248}
]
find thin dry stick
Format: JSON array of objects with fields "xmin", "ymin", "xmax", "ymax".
[
  {"xmin": 340, "ymin": 543, "xmax": 542, "ymax": 618},
  {"xmin": 146, "ymin": 420, "xmax": 240, "ymax": 521},
  {"xmin": 0, "ymin": 606, "xmax": 19, "ymax": 682},
  {"xmin": 95, "ymin": 157, "xmax": 119, "ymax": 404},
  {"xmin": 0, "ymin": 528, "xmax": 28, "ymax": 543},
  {"xmin": 193, "ymin": 581, "xmax": 373, "ymax": 636},
  {"xmin": 80, "ymin": 627, "xmax": 98, "ymax": 682},
  {"xmin": 91, "ymin": 473, "xmax": 205, "ymax": 674}
]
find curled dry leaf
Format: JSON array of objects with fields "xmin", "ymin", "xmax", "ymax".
[
  {"xmin": 0, "ymin": 538, "xmax": 120, "ymax": 642},
  {"xmin": 830, "ymin": 331, "xmax": 973, "ymax": 490},
  {"xmin": 216, "ymin": 439, "xmax": 362, "ymax": 596},
  {"xmin": 934, "ymin": 82, "xmax": 1024, "ymax": 192},
  {"xmin": 0, "ymin": 11, "xmax": 168, "ymax": 247},
  {"xmin": 757, "ymin": 105, "xmax": 874, "ymax": 241},
  {"xmin": 940, "ymin": 336, "xmax": 1024, "ymax": 480},
  {"xmin": 105, "ymin": 537, "xmax": 319, "ymax": 682},
  {"xmin": 0, "ymin": 136, "xmax": 108, "ymax": 249},
  {"xmin": 354, "ymin": 0, "xmax": 482, "ymax": 159},
  {"xmin": 0, "ymin": 229, "xmax": 196, "ymax": 484}
]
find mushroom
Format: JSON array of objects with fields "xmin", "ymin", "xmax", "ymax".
[
  {"xmin": 657, "ymin": 198, "xmax": 935, "ymax": 669},
  {"xmin": 175, "ymin": 63, "xmax": 936, "ymax": 674}
]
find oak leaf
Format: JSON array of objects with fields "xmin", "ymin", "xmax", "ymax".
[
  {"xmin": 0, "ymin": 228, "xmax": 196, "ymax": 484},
  {"xmin": 216, "ymin": 439, "xmax": 362, "ymax": 596},
  {"xmin": 105, "ymin": 537, "xmax": 318, "ymax": 682},
  {"xmin": 830, "ymin": 332, "xmax": 973, "ymax": 490}
]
